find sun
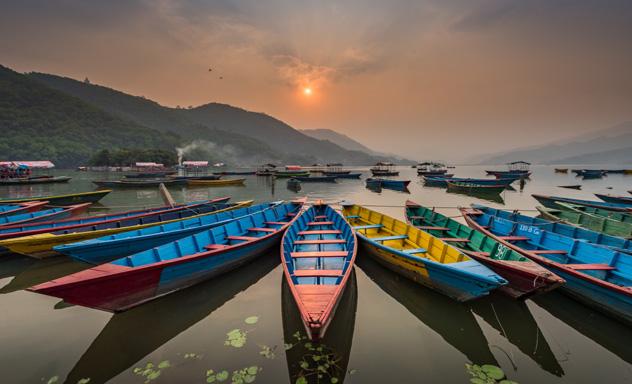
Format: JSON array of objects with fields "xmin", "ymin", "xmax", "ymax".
[{"xmin": 303, "ymin": 87, "xmax": 313, "ymax": 96}]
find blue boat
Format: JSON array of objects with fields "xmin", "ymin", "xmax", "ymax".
[
  {"xmin": 293, "ymin": 175, "xmax": 337, "ymax": 183},
  {"xmin": 341, "ymin": 204, "xmax": 507, "ymax": 301},
  {"xmin": 330, "ymin": 173, "xmax": 362, "ymax": 179},
  {"xmin": 366, "ymin": 178, "xmax": 410, "ymax": 189},
  {"xmin": 462, "ymin": 207, "xmax": 632, "ymax": 325},
  {"xmin": 423, "ymin": 177, "xmax": 516, "ymax": 188},
  {"xmin": 471, "ymin": 204, "xmax": 632, "ymax": 255},
  {"xmin": 0, "ymin": 204, "xmax": 88, "ymax": 226},
  {"xmin": 281, "ymin": 202, "xmax": 357, "ymax": 340},
  {"xmin": 532, "ymin": 194, "xmax": 632, "ymax": 213},
  {"xmin": 55, "ymin": 201, "xmax": 274, "ymax": 264},
  {"xmin": 30, "ymin": 200, "xmax": 305, "ymax": 312}
]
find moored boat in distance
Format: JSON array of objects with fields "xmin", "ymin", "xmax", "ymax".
[
  {"xmin": 187, "ymin": 178, "xmax": 246, "ymax": 186},
  {"xmin": 366, "ymin": 178, "xmax": 410, "ymax": 189},
  {"xmin": 0, "ymin": 190, "xmax": 112, "ymax": 206},
  {"xmin": 446, "ymin": 181, "xmax": 505, "ymax": 195},
  {"xmin": 293, "ymin": 175, "xmax": 337, "ymax": 183},
  {"xmin": 558, "ymin": 185, "xmax": 582, "ymax": 190},
  {"xmin": 416, "ymin": 162, "xmax": 449, "ymax": 176},
  {"xmin": 532, "ymin": 194, "xmax": 632, "ymax": 212},
  {"xmin": 425, "ymin": 177, "xmax": 515, "ymax": 188},
  {"xmin": 124, "ymin": 171, "xmax": 176, "ymax": 179},
  {"xmin": 93, "ymin": 179, "xmax": 187, "ymax": 188},
  {"xmin": 461, "ymin": 206, "xmax": 632, "ymax": 325},
  {"xmin": 330, "ymin": 172, "xmax": 362, "ymax": 179},
  {"xmin": 595, "ymin": 193, "xmax": 632, "ymax": 206},
  {"xmin": 405, "ymin": 200, "xmax": 564, "ymax": 298},
  {"xmin": 370, "ymin": 162, "xmax": 399, "ymax": 176},
  {"xmin": 281, "ymin": 202, "xmax": 357, "ymax": 340},
  {"xmin": 341, "ymin": 203, "xmax": 507, "ymax": 301},
  {"xmin": 555, "ymin": 168, "xmax": 569, "ymax": 173},
  {"xmin": 29, "ymin": 200, "xmax": 305, "ymax": 312},
  {"xmin": 0, "ymin": 176, "xmax": 72, "ymax": 185}
]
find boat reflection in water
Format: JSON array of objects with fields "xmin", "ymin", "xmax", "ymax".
[
  {"xmin": 357, "ymin": 256, "xmax": 498, "ymax": 365},
  {"xmin": 469, "ymin": 294, "xmax": 564, "ymax": 377},
  {"xmin": 0, "ymin": 256, "xmax": 88, "ymax": 294},
  {"xmin": 532, "ymin": 291, "xmax": 632, "ymax": 366},
  {"xmin": 63, "ymin": 252, "xmax": 279, "ymax": 384},
  {"xmin": 446, "ymin": 188, "xmax": 505, "ymax": 204},
  {"xmin": 282, "ymin": 270, "xmax": 357, "ymax": 384}
]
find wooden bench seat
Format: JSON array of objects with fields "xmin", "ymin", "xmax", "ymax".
[
  {"xmin": 499, "ymin": 236, "xmax": 530, "ymax": 242},
  {"xmin": 353, "ymin": 224, "xmax": 383, "ymax": 230},
  {"xmin": 308, "ymin": 221, "xmax": 334, "ymax": 226},
  {"xmin": 440, "ymin": 237, "xmax": 470, "ymax": 243},
  {"xmin": 345, "ymin": 215, "xmax": 360, "ymax": 219},
  {"xmin": 294, "ymin": 239, "xmax": 346, "ymax": 245},
  {"xmin": 249, "ymin": 227, "xmax": 276, "ymax": 233},
  {"xmin": 226, "ymin": 236, "xmax": 257, "ymax": 241},
  {"xmin": 531, "ymin": 249, "xmax": 567, "ymax": 255},
  {"xmin": 371, "ymin": 235, "xmax": 408, "ymax": 242},
  {"xmin": 204, "ymin": 244, "xmax": 230, "ymax": 251},
  {"xmin": 314, "ymin": 215, "xmax": 328, "ymax": 219},
  {"xmin": 264, "ymin": 221, "xmax": 286, "ymax": 225},
  {"xmin": 293, "ymin": 269, "xmax": 343, "ymax": 277},
  {"xmin": 291, "ymin": 251, "xmax": 348, "ymax": 258},
  {"xmin": 298, "ymin": 229, "xmax": 341, "ymax": 235},
  {"xmin": 565, "ymin": 263, "xmax": 615, "ymax": 271},
  {"xmin": 416, "ymin": 226, "xmax": 450, "ymax": 231},
  {"xmin": 402, "ymin": 248, "xmax": 427, "ymax": 254}
]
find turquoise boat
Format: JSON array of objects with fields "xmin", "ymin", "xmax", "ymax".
[
  {"xmin": 0, "ymin": 204, "xmax": 89, "ymax": 226},
  {"xmin": 462, "ymin": 207, "xmax": 632, "ymax": 325},
  {"xmin": 533, "ymin": 194, "xmax": 632, "ymax": 213},
  {"xmin": 55, "ymin": 201, "xmax": 273, "ymax": 264}
]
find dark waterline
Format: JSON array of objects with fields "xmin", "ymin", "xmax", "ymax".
[{"xmin": 0, "ymin": 165, "xmax": 631, "ymax": 383}]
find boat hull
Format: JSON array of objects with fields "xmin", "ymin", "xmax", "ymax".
[{"xmin": 0, "ymin": 190, "xmax": 112, "ymax": 206}]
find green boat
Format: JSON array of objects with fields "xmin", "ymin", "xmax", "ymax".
[
  {"xmin": 274, "ymin": 171, "xmax": 310, "ymax": 178},
  {"xmin": 0, "ymin": 190, "xmax": 112, "ymax": 206},
  {"xmin": 536, "ymin": 202, "xmax": 632, "ymax": 238}
]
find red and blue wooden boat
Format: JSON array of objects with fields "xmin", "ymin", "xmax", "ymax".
[
  {"xmin": 0, "ymin": 197, "xmax": 230, "ymax": 241},
  {"xmin": 0, "ymin": 201, "xmax": 48, "ymax": 218},
  {"xmin": 462, "ymin": 207, "xmax": 632, "ymax": 325},
  {"xmin": 281, "ymin": 202, "xmax": 357, "ymax": 340},
  {"xmin": 424, "ymin": 177, "xmax": 515, "ymax": 188},
  {"xmin": 405, "ymin": 201, "xmax": 564, "ymax": 298},
  {"xmin": 485, "ymin": 170, "xmax": 531, "ymax": 179},
  {"xmin": 0, "ymin": 190, "xmax": 112, "ymax": 206},
  {"xmin": 29, "ymin": 200, "xmax": 305, "ymax": 312},
  {"xmin": 366, "ymin": 178, "xmax": 410, "ymax": 190},
  {"xmin": 532, "ymin": 194, "xmax": 632, "ymax": 213},
  {"xmin": 329, "ymin": 172, "xmax": 362, "ymax": 179},
  {"xmin": 55, "ymin": 201, "xmax": 277, "ymax": 264},
  {"xmin": 0, "ymin": 203, "xmax": 90, "ymax": 227},
  {"xmin": 595, "ymin": 194, "xmax": 632, "ymax": 206}
]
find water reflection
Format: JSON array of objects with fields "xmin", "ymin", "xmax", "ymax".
[
  {"xmin": 469, "ymin": 294, "xmax": 564, "ymax": 376},
  {"xmin": 0, "ymin": 254, "xmax": 36, "ymax": 280},
  {"xmin": 63, "ymin": 253, "xmax": 279, "ymax": 384},
  {"xmin": 282, "ymin": 270, "xmax": 357, "ymax": 384},
  {"xmin": 532, "ymin": 291, "xmax": 632, "ymax": 365},
  {"xmin": 357, "ymin": 256, "xmax": 498, "ymax": 365},
  {"xmin": 446, "ymin": 189, "xmax": 505, "ymax": 204},
  {"xmin": 0, "ymin": 256, "xmax": 88, "ymax": 293}
]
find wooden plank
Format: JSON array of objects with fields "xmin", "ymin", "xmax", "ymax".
[
  {"xmin": 264, "ymin": 221, "xmax": 286, "ymax": 225},
  {"xmin": 249, "ymin": 227, "xmax": 276, "ymax": 233},
  {"xmin": 291, "ymin": 251, "xmax": 348, "ymax": 258},
  {"xmin": 402, "ymin": 248, "xmax": 427, "ymax": 254},
  {"xmin": 531, "ymin": 249, "xmax": 567, "ymax": 255},
  {"xmin": 226, "ymin": 235, "xmax": 257, "ymax": 241},
  {"xmin": 308, "ymin": 221, "xmax": 334, "ymax": 226},
  {"xmin": 293, "ymin": 269, "xmax": 343, "ymax": 277},
  {"xmin": 345, "ymin": 215, "xmax": 360, "ymax": 219},
  {"xmin": 416, "ymin": 226, "xmax": 450, "ymax": 231},
  {"xmin": 565, "ymin": 263, "xmax": 615, "ymax": 271},
  {"xmin": 298, "ymin": 230, "xmax": 342, "ymax": 235},
  {"xmin": 314, "ymin": 215, "xmax": 328, "ymax": 219},
  {"xmin": 353, "ymin": 224, "xmax": 383, "ymax": 230},
  {"xmin": 372, "ymin": 235, "xmax": 408, "ymax": 242},
  {"xmin": 294, "ymin": 239, "xmax": 346, "ymax": 245},
  {"xmin": 440, "ymin": 237, "xmax": 470, "ymax": 243},
  {"xmin": 499, "ymin": 236, "xmax": 530, "ymax": 242},
  {"xmin": 204, "ymin": 244, "xmax": 230, "ymax": 250}
]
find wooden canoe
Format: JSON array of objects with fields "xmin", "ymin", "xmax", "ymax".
[
  {"xmin": 281, "ymin": 202, "xmax": 357, "ymax": 340},
  {"xmin": 595, "ymin": 194, "xmax": 632, "ymax": 206},
  {"xmin": 462, "ymin": 207, "xmax": 632, "ymax": 325},
  {"xmin": 0, "ymin": 201, "xmax": 48, "ymax": 218},
  {"xmin": 341, "ymin": 204, "xmax": 507, "ymax": 301},
  {"xmin": 93, "ymin": 179, "xmax": 187, "ymax": 188},
  {"xmin": 555, "ymin": 168, "xmax": 569, "ymax": 173},
  {"xmin": 446, "ymin": 181, "xmax": 505, "ymax": 194},
  {"xmin": 187, "ymin": 178, "xmax": 246, "ymax": 186},
  {"xmin": 405, "ymin": 200, "xmax": 564, "ymax": 298},
  {"xmin": 532, "ymin": 194, "xmax": 632, "ymax": 212},
  {"xmin": 0, "ymin": 190, "xmax": 112, "ymax": 206},
  {"xmin": 424, "ymin": 177, "xmax": 514, "ymax": 188},
  {"xmin": 366, "ymin": 178, "xmax": 410, "ymax": 189},
  {"xmin": 29, "ymin": 200, "xmax": 305, "ymax": 312},
  {"xmin": 0, "ymin": 197, "xmax": 231, "ymax": 258},
  {"xmin": 536, "ymin": 203, "xmax": 632, "ymax": 239},
  {"xmin": 0, "ymin": 176, "xmax": 72, "ymax": 185},
  {"xmin": 54, "ymin": 200, "xmax": 261, "ymax": 264},
  {"xmin": 0, "ymin": 203, "xmax": 90, "ymax": 227}
]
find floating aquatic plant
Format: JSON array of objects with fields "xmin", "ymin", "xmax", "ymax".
[
  {"xmin": 225, "ymin": 328, "xmax": 248, "ymax": 348},
  {"xmin": 259, "ymin": 344, "xmax": 277, "ymax": 359},
  {"xmin": 45, "ymin": 376, "xmax": 59, "ymax": 384},
  {"xmin": 133, "ymin": 360, "xmax": 172, "ymax": 383},
  {"xmin": 244, "ymin": 316, "xmax": 259, "ymax": 325},
  {"xmin": 465, "ymin": 363, "xmax": 519, "ymax": 384},
  {"xmin": 183, "ymin": 352, "xmax": 203, "ymax": 360},
  {"xmin": 290, "ymin": 331, "xmax": 347, "ymax": 384},
  {"xmin": 206, "ymin": 366, "xmax": 261, "ymax": 384}
]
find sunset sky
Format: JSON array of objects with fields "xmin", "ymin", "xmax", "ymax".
[{"xmin": 1, "ymin": 0, "xmax": 631, "ymax": 161}]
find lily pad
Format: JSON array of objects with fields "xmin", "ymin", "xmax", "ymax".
[
  {"xmin": 481, "ymin": 365, "xmax": 505, "ymax": 380},
  {"xmin": 217, "ymin": 371, "xmax": 229, "ymax": 382},
  {"xmin": 499, "ymin": 381, "xmax": 519, "ymax": 384},
  {"xmin": 470, "ymin": 379, "xmax": 487, "ymax": 384},
  {"xmin": 295, "ymin": 377, "xmax": 307, "ymax": 384},
  {"xmin": 47, "ymin": 377, "xmax": 59, "ymax": 384},
  {"xmin": 244, "ymin": 316, "xmax": 259, "ymax": 325},
  {"xmin": 158, "ymin": 360, "xmax": 171, "ymax": 369},
  {"xmin": 77, "ymin": 379, "xmax": 91, "ymax": 384}
]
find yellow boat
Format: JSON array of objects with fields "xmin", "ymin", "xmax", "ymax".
[
  {"xmin": 187, "ymin": 178, "xmax": 246, "ymax": 186},
  {"xmin": 341, "ymin": 204, "xmax": 506, "ymax": 301},
  {"xmin": 625, "ymin": 170, "xmax": 632, "ymax": 175},
  {"xmin": 0, "ymin": 200, "xmax": 253, "ymax": 258}
]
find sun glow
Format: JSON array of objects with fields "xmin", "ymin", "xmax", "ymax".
[{"xmin": 303, "ymin": 87, "xmax": 313, "ymax": 96}]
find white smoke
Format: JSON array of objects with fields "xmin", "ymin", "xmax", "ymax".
[{"xmin": 176, "ymin": 140, "xmax": 241, "ymax": 166}]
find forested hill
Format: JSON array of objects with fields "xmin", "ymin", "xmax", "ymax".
[
  {"xmin": 0, "ymin": 65, "xmax": 180, "ymax": 166},
  {"xmin": 29, "ymin": 72, "xmax": 398, "ymax": 165}
]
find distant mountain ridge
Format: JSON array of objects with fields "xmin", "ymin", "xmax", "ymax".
[
  {"xmin": 28, "ymin": 72, "xmax": 400, "ymax": 165},
  {"xmin": 479, "ymin": 122, "xmax": 632, "ymax": 164}
]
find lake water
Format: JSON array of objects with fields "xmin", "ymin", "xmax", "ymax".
[{"xmin": 1, "ymin": 166, "xmax": 631, "ymax": 384}]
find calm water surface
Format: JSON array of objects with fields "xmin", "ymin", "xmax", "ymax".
[{"xmin": 1, "ymin": 166, "xmax": 631, "ymax": 383}]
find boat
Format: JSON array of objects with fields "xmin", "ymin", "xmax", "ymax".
[
  {"xmin": 370, "ymin": 162, "xmax": 399, "ymax": 176},
  {"xmin": 461, "ymin": 206, "xmax": 632, "ymax": 324},
  {"xmin": 486, "ymin": 170, "xmax": 532, "ymax": 179},
  {"xmin": 424, "ymin": 177, "xmax": 515, "ymax": 188},
  {"xmin": 582, "ymin": 170, "xmax": 605, "ymax": 179},
  {"xmin": 186, "ymin": 178, "xmax": 246, "ymax": 186},
  {"xmin": 486, "ymin": 161, "xmax": 531, "ymax": 178},
  {"xmin": 0, "ymin": 176, "xmax": 72, "ymax": 185},
  {"xmin": 416, "ymin": 162, "xmax": 448, "ymax": 176},
  {"xmin": 281, "ymin": 202, "xmax": 357, "ymax": 340},
  {"xmin": 405, "ymin": 201, "xmax": 564, "ymax": 298},
  {"xmin": 286, "ymin": 178, "xmax": 301, "ymax": 191},
  {"xmin": 330, "ymin": 172, "xmax": 362, "ymax": 179},
  {"xmin": 293, "ymin": 175, "xmax": 337, "ymax": 183},
  {"xmin": 536, "ymin": 203, "xmax": 632, "ymax": 239},
  {"xmin": 366, "ymin": 178, "xmax": 410, "ymax": 189},
  {"xmin": 123, "ymin": 171, "xmax": 176, "ymax": 178},
  {"xmin": 0, "ymin": 201, "xmax": 48, "ymax": 218},
  {"xmin": 0, "ymin": 203, "xmax": 90, "ymax": 227},
  {"xmin": 168, "ymin": 175, "xmax": 221, "ymax": 181},
  {"xmin": 555, "ymin": 168, "xmax": 569, "ymax": 173},
  {"xmin": 0, "ymin": 197, "xmax": 231, "ymax": 257},
  {"xmin": 446, "ymin": 181, "xmax": 505, "ymax": 195},
  {"xmin": 274, "ymin": 171, "xmax": 311, "ymax": 178},
  {"xmin": 0, "ymin": 190, "xmax": 112, "ymax": 206},
  {"xmin": 595, "ymin": 194, "xmax": 632, "ymax": 206},
  {"xmin": 532, "ymin": 194, "xmax": 632, "ymax": 212},
  {"xmin": 54, "ymin": 200, "xmax": 259, "ymax": 263},
  {"xmin": 29, "ymin": 200, "xmax": 305, "ymax": 312},
  {"xmin": 341, "ymin": 203, "xmax": 507, "ymax": 301},
  {"xmin": 256, "ymin": 163, "xmax": 277, "ymax": 176},
  {"xmin": 213, "ymin": 171, "xmax": 256, "ymax": 175},
  {"xmin": 93, "ymin": 179, "xmax": 187, "ymax": 188},
  {"xmin": 558, "ymin": 185, "xmax": 582, "ymax": 190}
]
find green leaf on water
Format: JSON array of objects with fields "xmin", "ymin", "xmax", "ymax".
[
  {"xmin": 77, "ymin": 379, "xmax": 91, "ymax": 384},
  {"xmin": 470, "ymin": 379, "xmax": 487, "ymax": 384},
  {"xmin": 158, "ymin": 360, "xmax": 171, "ymax": 369},
  {"xmin": 284, "ymin": 343, "xmax": 294, "ymax": 351},
  {"xmin": 295, "ymin": 377, "xmax": 307, "ymax": 384},
  {"xmin": 244, "ymin": 316, "xmax": 259, "ymax": 325},
  {"xmin": 207, "ymin": 376, "xmax": 216, "ymax": 383},
  {"xmin": 146, "ymin": 370, "xmax": 161, "ymax": 381},
  {"xmin": 47, "ymin": 377, "xmax": 59, "ymax": 384},
  {"xmin": 217, "ymin": 370, "xmax": 229, "ymax": 382},
  {"xmin": 331, "ymin": 378, "xmax": 339, "ymax": 384},
  {"xmin": 481, "ymin": 365, "xmax": 505, "ymax": 380},
  {"xmin": 300, "ymin": 361, "xmax": 310, "ymax": 369},
  {"xmin": 247, "ymin": 366, "xmax": 259, "ymax": 375},
  {"xmin": 499, "ymin": 381, "xmax": 519, "ymax": 384},
  {"xmin": 243, "ymin": 375, "xmax": 255, "ymax": 383},
  {"xmin": 133, "ymin": 368, "xmax": 142, "ymax": 374}
]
